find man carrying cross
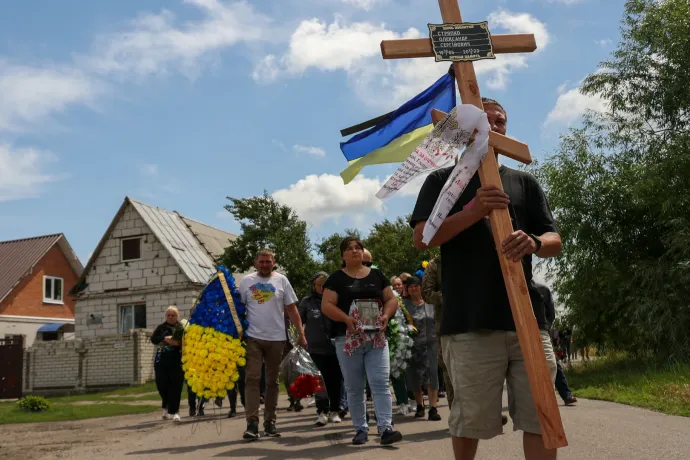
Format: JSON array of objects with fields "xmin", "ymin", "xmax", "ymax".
[{"xmin": 410, "ymin": 98, "xmax": 561, "ymax": 460}]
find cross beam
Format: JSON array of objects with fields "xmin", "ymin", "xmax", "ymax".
[{"xmin": 383, "ymin": 0, "xmax": 567, "ymax": 449}]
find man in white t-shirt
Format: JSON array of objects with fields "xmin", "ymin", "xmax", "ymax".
[{"xmin": 240, "ymin": 248, "xmax": 307, "ymax": 440}]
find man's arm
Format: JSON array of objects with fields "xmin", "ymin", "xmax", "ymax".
[
  {"xmin": 285, "ymin": 304, "xmax": 307, "ymax": 347},
  {"xmin": 421, "ymin": 261, "xmax": 443, "ymax": 305},
  {"xmin": 413, "ymin": 185, "xmax": 511, "ymax": 249}
]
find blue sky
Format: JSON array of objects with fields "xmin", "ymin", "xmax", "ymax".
[{"xmin": 0, "ymin": 0, "xmax": 625, "ymax": 264}]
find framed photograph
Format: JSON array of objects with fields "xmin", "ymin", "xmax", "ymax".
[{"xmin": 350, "ymin": 299, "xmax": 381, "ymax": 331}]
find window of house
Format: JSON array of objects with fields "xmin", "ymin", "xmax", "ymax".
[
  {"xmin": 43, "ymin": 276, "xmax": 64, "ymax": 303},
  {"xmin": 119, "ymin": 304, "xmax": 146, "ymax": 333},
  {"xmin": 121, "ymin": 237, "xmax": 142, "ymax": 261},
  {"xmin": 41, "ymin": 332, "xmax": 59, "ymax": 341}
]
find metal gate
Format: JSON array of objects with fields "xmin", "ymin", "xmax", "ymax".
[{"xmin": 0, "ymin": 336, "xmax": 23, "ymax": 399}]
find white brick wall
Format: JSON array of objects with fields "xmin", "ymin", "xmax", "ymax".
[{"xmin": 23, "ymin": 330, "xmax": 157, "ymax": 392}]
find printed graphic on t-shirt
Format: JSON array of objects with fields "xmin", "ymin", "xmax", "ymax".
[{"xmin": 249, "ymin": 283, "xmax": 276, "ymax": 304}]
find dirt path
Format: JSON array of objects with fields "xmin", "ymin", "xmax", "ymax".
[{"xmin": 2, "ymin": 393, "xmax": 690, "ymax": 460}]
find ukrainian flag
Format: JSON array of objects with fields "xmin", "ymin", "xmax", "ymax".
[{"xmin": 340, "ymin": 72, "xmax": 456, "ymax": 184}]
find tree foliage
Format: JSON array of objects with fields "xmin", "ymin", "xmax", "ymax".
[
  {"xmin": 533, "ymin": 0, "xmax": 690, "ymax": 360},
  {"xmin": 315, "ymin": 229, "xmax": 362, "ymax": 275}
]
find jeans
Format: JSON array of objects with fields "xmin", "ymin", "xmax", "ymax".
[
  {"xmin": 555, "ymin": 361, "xmax": 573, "ymax": 402},
  {"xmin": 340, "ymin": 379, "xmax": 348, "ymax": 411},
  {"xmin": 334, "ymin": 337, "xmax": 393, "ymax": 434},
  {"xmin": 244, "ymin": 337, "xmax": 285, "ymax": 424}
]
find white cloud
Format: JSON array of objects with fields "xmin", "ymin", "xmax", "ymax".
[
  {"xmin": 254, "ymin": 11, "xmax": 549, "ymax": 108},
  {"xmin": 0, "ymin": 62, "xmax": 101, "ymax": 132},
  {"xmin": 596, "ymin": 39, "xmax": 612, "ymax": 47},
  {"xmin": 87, "ymin": 0, "xmax": 271, "ymax": 80},
  {"xmin": 140, "ymin": 163, "xmax": 159, "ymax": 177},
  {"xmin": 0, "ymin": 144, "xmax": 62, "ymax": 201},
  {"xmin": 293, "ymin": 144, "xmax": 326, "ymax": 157},
  {"xmin": 544, "ymin": 83, "xmax": 607, "ymax": 128},
  {"xmin": 272, "ymin": 173, "xmax": 385, "ymax": 225},
  {"xmin": 343, "ymin": 0, "xmax": 385, "ymax": 11}
]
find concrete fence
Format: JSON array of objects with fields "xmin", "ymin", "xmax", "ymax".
[{"xmin": 23, "ymin": 329, "xmax": 157, "ymax": 395}]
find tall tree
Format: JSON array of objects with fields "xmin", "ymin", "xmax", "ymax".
[
  {"xmin": 533, "ymin": 0, "xmax": 690, "ymax": 360},
  {"xmin": 364, "ymin": 216, "xmax": 438, "ymax": 278},
  {"xmin": 219, "ymin": 192, "xmax": 318, "ymax": 297}
]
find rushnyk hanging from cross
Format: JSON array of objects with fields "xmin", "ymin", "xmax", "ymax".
[{"xmin": 343, "ymin": 0, "xmax": 568, "ymax": 456}]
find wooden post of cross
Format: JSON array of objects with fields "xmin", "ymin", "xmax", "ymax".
[{"xmin": 381, "ymin": 0, "xmax": 567, "ymax": 450}]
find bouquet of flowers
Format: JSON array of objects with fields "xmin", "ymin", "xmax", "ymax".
[
  {"xmin": 280, "ymin": 325, "xmax": 327, "ymax": 400},
  {"xmin": 386, "ymin": 314, "xmax": 414, "ymax": 378},
  {"xmin": 182, "ymin": 266, "xmax": 248, "ymax": 400}
]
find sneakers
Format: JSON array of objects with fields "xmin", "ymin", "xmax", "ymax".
[
  {"xmin": 397, "ymin": 404, "xmax": 410, "ymax": 416},
  {"xmin": 414, "ymin": 405, "xmax": 425, "ymax": 418},
  {"xmin": 172, "ymin": 413, "xmax": 181, "ymax": 423},
  {"xmin": 243, "ymin": 422, "xmax": 260, "ymax": 440},
  {"xmin": 307, "ymin": 397, "xmax": 316, "ymax": 407},
  {"xmin": 161, "ymin": 409, "xmax": 169, "ymax": 420},
  {"xmin": 352, "ymin": 430, "xmax": 368, "ymax": 445},
  {"xmin": 428, "ymin": 406, "xmax": 441, "ymax": 421},
  {"xmin": 263, "ymin": 420, "xmax": 280, "ymax": 437},
  {"xmin": 328, "ymin": 412, "xmax": 342, "ymax": 423},
  {"xmin": 565, "ymin": 396, "xmax": 578, "ymax": 406},
  {"xmin": 338, "ymin": 408, "xmax": 348, "ymax": 420},
  {"xmin": 380, "ymin": 428, "xmax": 403, "ymax": 445},
  {"xmin": 189, "ymin": 406, "xmax": 196, "ymax": 417},
  {"xmin": 198, "ymin": 406, "xmax": 205, "ymax": 417},
  {"xmin": 315, "ymin": 413, "xmax": 328, "ymax": 426},
  {"xmin": 228, "ymin": 409, "xmax": 237, "ymax": 418},
  {"xmin": 438, "ymin": 391, "xmax": 446, "ymax": 399},
  {"xmin": 294, "ymin": 402, "xmax": 304, "ymax": 412}
]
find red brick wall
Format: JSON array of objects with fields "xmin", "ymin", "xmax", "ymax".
[{"xmin": 0, "ymin": 245, "xmax": 79, "ymax": 319}]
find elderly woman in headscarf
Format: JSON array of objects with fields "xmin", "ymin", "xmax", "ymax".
[
  {"xmin": 299, "ymin": 271, "xmax": 344, "ymax": 426},
  {"xmin": 151, "ymin": 306, "xmax": 184, "ymax": 422},
  {"xmin": 403, "ymin": 276, "xmax": 442, "ymax": 421}
]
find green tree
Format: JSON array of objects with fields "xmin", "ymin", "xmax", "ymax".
[
  {"xmin": 364, "ymin": 216, "xmax": 438, "ymax": 278},
  {"xmin": 533, "ymin": 0, "xmax": 690, "ymax": 360},
  {"xmin": 219, "ymin": 192, "xmax": 318, "ymax": 298}
]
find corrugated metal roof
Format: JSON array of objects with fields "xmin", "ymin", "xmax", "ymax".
[
  {"xmin": 0, "ymin": 234, "xmax": 63, "ymax": 304},
  {"xmin": 129, "ymin": 200, "xmax": 219, "ymax": 284},
  {"xmin": 179, "ymin": 216, "xmax": 237, "ymax": 260}
]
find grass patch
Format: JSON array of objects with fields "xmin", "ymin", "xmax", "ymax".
[
  {"xmin": 567, "ymin": 354, "xmax": 690, "ymax": 417},
  {"xmin": 46, "ymin": 382, "xmax": 160, "ymax": 404},
  {"xmin": 0, "ymin": 403, "xmax": 159, "ymax": 424}
]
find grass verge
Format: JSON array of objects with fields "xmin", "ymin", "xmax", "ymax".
[
  {"xmin": 567, "ymin": 355, "xmax": 690, "ymax": 417},
  {"xmin": 0, "ymin": 403, "xmax": 159, "ymax": 424}
]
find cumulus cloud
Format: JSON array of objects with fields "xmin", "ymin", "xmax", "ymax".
[
  {"xmin": 272, "ymin": 174, "xmax": 385, "ymax": 225},
  {"xmin": 254, "ymin": 10, "xmax": 549, "ymax": 109},
  {"xmin": 0, "ymin": 144, "xmax": 62, "ymax": 201},
  {"xmin": 0, "ymin": 62, "xmax": 102, "ymax": 132},
  {"xmin": 86, "ymin": 0, "xmax": 271, "ymax": 80},
  {"xmin": 293, "ymin": 144, "xmax": 326, "ymax": 157},
  {"xmin": 544, "ymin": 82, "xmax": 607, "ymax": 128}
]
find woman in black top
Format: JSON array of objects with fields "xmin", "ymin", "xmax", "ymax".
[
  {"xmin": 299, "ymin": 271, "xmax": 343, "ymax": 426},
  {"xmin": 151, "ymin": 306, "xmax": 184, "ymax": 422},
  {"xmin": 321, "ymin": 237, "xmax": 402, "ymax": 446}
]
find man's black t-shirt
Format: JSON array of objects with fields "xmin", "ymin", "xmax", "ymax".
[
  {"xmin": 410, "ymin": 165, "xmax": 557, "ymax": 335},
  {"xmin": 323, "ymin": 268, "xmax": 391, "ymax": 338}
]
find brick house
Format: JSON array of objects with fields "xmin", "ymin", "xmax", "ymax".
[
  {"xmin": 71, "ymin": 197, "xmax": 241, "ymax": 338},
  {"xmin": 0, "ymin": 234, "xmax": 83, "ymax": 347}
]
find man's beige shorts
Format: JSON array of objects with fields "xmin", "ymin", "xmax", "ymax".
[{"xmin": 441, "ymin": 330, "xmax": 556, "ymax": 439}]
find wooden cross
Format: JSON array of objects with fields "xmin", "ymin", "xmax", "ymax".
[{"xmin": 381, "ymin": 0, "xmax": 567, "ymax": 450}]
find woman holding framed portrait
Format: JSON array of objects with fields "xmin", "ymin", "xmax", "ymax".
[{"xmin": 321, "ymin": 237, "xmax": 402, "ymax": 446}]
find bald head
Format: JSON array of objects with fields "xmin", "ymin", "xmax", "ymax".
[{"xmin": 362, "ymin": 249, "xmax": 372, "ymax": 264}]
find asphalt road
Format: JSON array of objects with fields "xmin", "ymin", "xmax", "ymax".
[{"xmin": 5, "ymin": 392, "xmax": 690, "ymax": 460}]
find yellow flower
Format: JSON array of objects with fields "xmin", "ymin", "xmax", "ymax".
[
  {"xmin": 199, "ymin": 349, "xmax": 208, "ymax": 358},
  {"xmin": 231, "ymin": 372, "xmax": 240, "ymax": 383},
  {"xmin": 226, "ymin": 382, "xmax": 235, "ymax": 391},
  {"xmin": 218, "ymin": 389, "xmax": 227, "ymax": 398},
  {"xmin": 237, "ymin": 357, "xmax": 246, "ymax": 367}
]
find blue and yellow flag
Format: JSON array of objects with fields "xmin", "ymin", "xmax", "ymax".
[{"xmin": 340, "ymin": 73, "xmax": 456, "ymax": 184}]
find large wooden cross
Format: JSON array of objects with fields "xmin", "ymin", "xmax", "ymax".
[{"xmin": 381, "ymin": 0, "xmax": 567, "ymax": 450}]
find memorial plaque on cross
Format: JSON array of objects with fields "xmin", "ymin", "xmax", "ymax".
[{"xmin": 380, "ymin": 0, "xmax": 568, "ymax": 450}]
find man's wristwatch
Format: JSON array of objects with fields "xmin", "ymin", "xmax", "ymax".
[{"xmin": 528, "ymin": 233, "xmax": 542, "ymax": 252}]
